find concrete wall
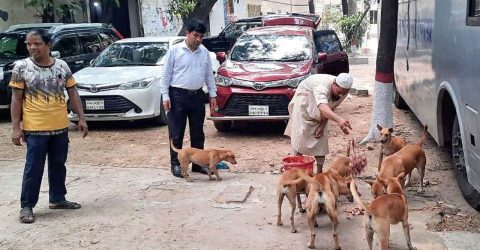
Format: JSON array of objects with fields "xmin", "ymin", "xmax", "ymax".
[
  {"xmin": 0, "ymin": 0, "xmax": 87, "ymax": 32},
  {"xmin": 261, "ymin": 0, "xmax": 309, "ymax": 14},
  {"xmin": 210, "ymin": 0, "xmax": 227, "ymax": 36},
  {"xmin": 139, "ymin": 0, "xmax": 182, "ymax": 36},
  {"xmin": 0, "ymin": 1, "xmax": 42, "ymax": 32}
]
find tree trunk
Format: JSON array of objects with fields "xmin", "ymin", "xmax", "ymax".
[
  {"xmin": 177, "ymin": 0, "xmax": 218, "ymax": 36},
  {"xmin": 341, "ymin": 0, "xmax": 348, "ymax": 15},
  {"xmin": 360, "ymin": 0, "xmax": 398, "ymax": 144},
  {"xmin": 308, "ymin": 0, "xmax": 315, "ymax": 14},
  {"xmin": 42, "ymin": 3, "xmax": 55, "ymax": 22}
]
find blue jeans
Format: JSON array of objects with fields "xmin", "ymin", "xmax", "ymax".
[{"xmin": 21, "ymin": 132, "xmax": 69, "ymax": 208}]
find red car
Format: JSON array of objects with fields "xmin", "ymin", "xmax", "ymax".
[{"xmin": 209, "ymin": 16, "xmax": 349, "ymax": 132}]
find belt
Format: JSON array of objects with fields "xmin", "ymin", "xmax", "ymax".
[{"xmin": 170, "ymin": 86, "xmax": 203, "ymax": 95}]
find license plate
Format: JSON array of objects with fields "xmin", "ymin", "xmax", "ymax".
[
  {"xmin": 248, "ymin": 105, "xmax": 269, "ymax": 116},
  {"xmin": 85, "ymin": 100, "xmax": 104, "ymax": 110}
]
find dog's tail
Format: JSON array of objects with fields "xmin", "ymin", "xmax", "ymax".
[
  {"xmin": 170, "ymin": 140, "xmax": 180, "ymax": 153},
  {"xmin": 279, "ymin": 177, "xmax": 305, "ymax": 186},
  {"xmin": 350, "ymin": 179, "xmax": 371, "ymax": 214},
  {"xmin": 296, "ymin": 170, "xmax": 323, "ymax": 190},
  {"xmin": 416, "ymin": 124, "xmax": 429, "ymax": 146}
]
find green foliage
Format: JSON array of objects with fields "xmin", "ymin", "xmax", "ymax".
[
  {"xmin": 25, "ymin": 0, "xmax": 82, "ymax": 21},
  {"xmin": 167, "ymin": 0, "xmax": 197, "ymax": 20},
  {"xmin": 323, "ymin": 8, "xmax": 342, "ymax": 29},
  {"xmin": 338, "ymin": 12, "xmax": 368, "ymax": 51}
]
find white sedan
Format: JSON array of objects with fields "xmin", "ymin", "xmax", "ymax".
[{"xmin": 69, "ymin": 36, "xmax": 219, "ymax": 124}]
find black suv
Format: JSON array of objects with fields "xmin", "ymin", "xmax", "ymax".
[
  {"xmin": 202, "ymin": 17, "xmax": 262, "ymax": 53},
  {"xmin": 202, "ymin": 13, "xmax": 322, "ymax": 54},
  {"xmin": 0, "ymin": 23, "xmax": 123, "ymax": 109}
]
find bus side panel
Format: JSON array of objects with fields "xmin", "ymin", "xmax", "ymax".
[
  {"xmin": 396, "ymin": 0, "xmax": 480, "ymax": 192},
  {"xmin": 395, "ymin": 1, "xmax": 438, "ymax": 141}
]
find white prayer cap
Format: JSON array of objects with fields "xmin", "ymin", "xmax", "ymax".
[{"xmin": 335, "ymin": 73, "xmax": 353, "ymax": 89}]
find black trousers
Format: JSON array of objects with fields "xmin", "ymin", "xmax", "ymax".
[{"xmin": 168, "ymin": 87, "xmax": 206, "ymax": 169}]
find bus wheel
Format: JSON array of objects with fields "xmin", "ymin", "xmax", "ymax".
[
  {"xmin": 452, "ymin": 116, "xmax": 480, "ymax": 210},
  {"xmin": 393, "ymin": 84, "xmax": 408, "ymax": 109}
]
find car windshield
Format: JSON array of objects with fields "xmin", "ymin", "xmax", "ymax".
[
  {"xmin": 0, "ymin": 34, "xmax": 28, "ymax": 58},
  {"xmin": 230, "ymin": 34, "xmax": 311, "ymax": 62},
  {"xmin": 94, "ymin": 42, "xmax": 169, "ymax": 67}
]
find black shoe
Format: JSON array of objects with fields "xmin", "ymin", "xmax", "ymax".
[
  {"xmin": 171, "ymin": 165, "xmax": 183, "ymax": 178},
  {"xmin": 192, "ymin": 165, "xmax": 208, "ymax": 175}
]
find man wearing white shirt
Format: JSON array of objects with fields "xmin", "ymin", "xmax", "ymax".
[{"xmin": 160, "ymin": 19, "xmax": 217, "ymax": 178}]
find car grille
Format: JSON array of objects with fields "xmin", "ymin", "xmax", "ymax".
[
  {"xmin": 69, "ymin": 95, "xmax": 140, "ymax": 114},
  {"xmin": 219, "ymin": 94, "xmax": 290, "ymax": 116}
]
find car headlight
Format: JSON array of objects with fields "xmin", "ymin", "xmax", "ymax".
[
  {"xmin": 216, "ymin": 75, "xmax": 232, "ymax": 87},
  {"xmin": 286, "ymin": 74, "xmax": 311, "ymax": 88},
  {"xmin": 119, "ymin": 77, "xmax": 155, "ymax": 90}
]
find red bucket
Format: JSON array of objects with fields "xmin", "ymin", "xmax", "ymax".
[{"xmin": 281, "ymin": 155, "xmax": 315, "ymax": 172}]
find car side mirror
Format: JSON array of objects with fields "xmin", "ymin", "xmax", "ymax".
[
  {"xmin": 51, "ymin": 51, "xmax": 61, "ymax": 59},
  {"xmin": 90, "ymin": 59, "xmax": 96, "ymax": 67},
  {"xmin": 216, "ymin": 52, "xmax": 226, "ymax": 64},
  {"xmin": 317, "ymin": 52, "xmax": 328, "ymax": 62}
]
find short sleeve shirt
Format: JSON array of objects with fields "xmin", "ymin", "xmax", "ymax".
[{"xmin": 9, "ymin": 58, "xmax": 76, "ymax": 131}]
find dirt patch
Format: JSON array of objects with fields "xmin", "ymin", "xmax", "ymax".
[
  {"xmin": 426, "ymin": 205, "xmax": 480, "ymax": 233},
  {"xmin": 0, "ymin": 94, "xmax": 453, "ymax": 177}
]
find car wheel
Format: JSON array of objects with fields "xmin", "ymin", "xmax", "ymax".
[
  {"xmin": 153, "ymin": 105, "xmax": 167, "ymax": 125},
  {"xmin": 214, "ymin": 121, "xmax": 232, "ymax": 132},
  {"xmin": 393, "ymin": 84, "xmax": 408, "ymax": 109},
  {"xmin": 452, "ymin": 116, "xmax": 480, "ymax": 211}
]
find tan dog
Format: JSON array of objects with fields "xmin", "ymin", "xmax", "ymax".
[
  {"xmin": 276, "ymin": 167, "xmax": 313, "ymax": 233},
  {"xmin": 351, "ymin": 174, "xmax": 416, "ymax": 250},
  {"xmin": 296, "ymin": 170, "xmax": 354, "ymax": 249},
  {"xmin": 369, "ymin": 125, "xmax": 428, "ymax": 197},
  {"xmin": 170, "ymin": 141, "xmax": 237, "ymax": 182},
  {"xmin": 328, "ymin": 157, "xmax": 352, "ymax": 177},
  {"xmin": 377, "ymin": 124, "xmax": 407, "ymax": 171},
  {"xmin": 276, "ymin": 155, "xmax": 355, "ymax": 234}
]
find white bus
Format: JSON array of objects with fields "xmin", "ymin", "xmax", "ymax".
[{"xmin": 394, "ymin": 0, "xmax": 480, "ymax": 210}]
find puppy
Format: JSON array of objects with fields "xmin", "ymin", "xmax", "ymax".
[
  {"xmin": 296, "ymin": 170, "xmax": 354, "ymax": 249},
  {"xmin": 369, "ymin": 125, "xmax": 428, "ymax": 197},
  {"xmin": 276, "ymin": 167, "xmax": 313, "ymax": 233},
  {"xmin": 377, "ymin": 124, "xmax": 407, "ymax": 171},
  {"xmin": 170, "ymin": 141, "xmax": 237, "ymax": 182},
  {"xmin": 351, "ymin": 174, "xmax": 416, "ymax": 250}
]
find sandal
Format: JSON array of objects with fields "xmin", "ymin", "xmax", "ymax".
[
  {"xmin": 19, "ymin": 207, "xmax": 34, "ymax": 223},
  {"xmin": 49, "ymin": 200, "xmax": 81, "ymax": 209}
]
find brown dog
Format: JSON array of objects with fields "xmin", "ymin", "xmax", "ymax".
[
  {"xmin": 351, "ymin": 174, "xmax": 416, "ymax": 250},
  {"xmin": 170, "ymin": 141, "xmax": 237, "ymax": 182},
  {"xmin": 377, "ymin": 124, "xmax": 407, "ymax": 171},
  {"xmin": 295, "ymin": 170, "xmax": 354, "ymax": 249},
  {"xmin": 328, "ymin": 157, "xmax": 352, "ymax": 177},
  {"xmin": 276, "ymin": 167, "xmax": 313, "ymax": 232},
  {"xmin": 369, "ymin": 125, "xmax": 428, "ymax": 197},
  {"xmin": 276, "ymin": 157, "xmax": 353, "ymax": 233}
]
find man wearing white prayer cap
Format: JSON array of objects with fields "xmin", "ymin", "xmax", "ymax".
[{"xmin": 284, "ymin": 73, "xmax": 353, "ymax": 173}]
